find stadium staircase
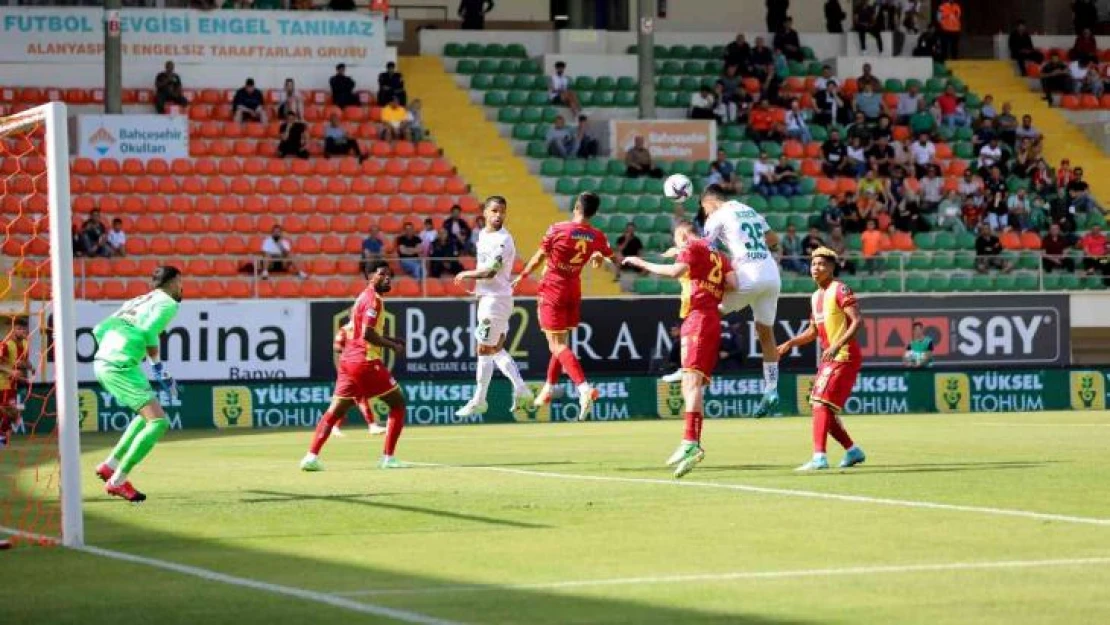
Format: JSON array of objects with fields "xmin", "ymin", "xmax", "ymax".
[
  {"xmin": 401, "ymin": 56, "xmax": 620, "ymax": 297},
  {"xmin": 947, "ymin": 60, "xmax": 1110, "ymax": 209}
]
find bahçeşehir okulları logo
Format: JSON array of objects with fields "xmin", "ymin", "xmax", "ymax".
[{"xmin": 88, "ymin": 127, "xmax": 116, "ymax": 156}]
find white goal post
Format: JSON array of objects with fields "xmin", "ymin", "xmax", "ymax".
[{"xmin": 0, "ymin": 102, "xmax": 83, "ymax": 547}]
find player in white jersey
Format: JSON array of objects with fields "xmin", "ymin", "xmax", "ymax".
[
  {"xmin": 699, "ymin": 184, "xmax": 783, "ymax": 416},
  {"xmin": 454, "ymin": 196, "xmax": 534, "ymax": 416}
]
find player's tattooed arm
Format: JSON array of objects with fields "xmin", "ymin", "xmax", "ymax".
[
  {"xmin": 777, "ymin": 315, "xmax": 818, "ymax": 357},
  {"xmin": 621, "ymin": 257, "xmax": 689, "ymax": 279},
  {"xmin": 512, "ymin": 248, "xmax": 546, "ymax": 290},
  {"xmin": 364, "ymin": 326, "xmax": 406, "ymax": 358}
]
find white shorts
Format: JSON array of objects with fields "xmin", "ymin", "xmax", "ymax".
[
  {"xmin": 476, "ymin": 295, "xmax": 513, "ymax": 346},
  {"xmin": 721, "ymin": 260, "xmax": 780, "ymax": 325}
]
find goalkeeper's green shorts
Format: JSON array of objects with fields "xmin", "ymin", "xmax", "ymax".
[{"xmin": 94, "ymin": 360, "xmax": 156, "ymax": 412}]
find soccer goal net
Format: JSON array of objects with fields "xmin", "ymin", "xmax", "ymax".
[{"xmin": 0, "ymin": 102, "xmax": 83, "ymax": 549}]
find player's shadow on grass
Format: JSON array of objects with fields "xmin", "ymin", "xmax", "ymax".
[
  {"xmin": 241, "ymin": 489, "xmax": 549, "ymax": 529},
  {"xmin": 614, "ymin": 463, "xmax": 783, "ymax": 473},
  {"xmin": 830, "ymin": 460, "xmax": 1054, "ymax": 476}
]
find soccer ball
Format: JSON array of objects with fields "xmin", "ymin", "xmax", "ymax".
[{"xmin": 663, "ymin": 174, "xmax": 693, "ymax": 200}]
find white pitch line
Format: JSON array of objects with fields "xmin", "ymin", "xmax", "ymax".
[
  {"xmin": 408, "ymin": 462, "xmax": 1110, "ymax": 527},
  {"xmin": 0, "ymin": 525, "xmax": 464, "ymax": 625},
  {"xmin": 972, "ymin": 422, "xmax": 1110, "ymax": 428},
  {"xmin": 334, "ymin": 556, "xmax": 1110, "ymax": 597}
]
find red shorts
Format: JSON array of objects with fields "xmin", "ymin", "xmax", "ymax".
[
  {"xmin": 680, "ymin": 311, "xmax": 721, "ymax": 381},
  {"xmin": 810, "ymin": 360, "xmax": 860, "ymax": 413},
  {"xmin": 0, "ymin": 389, "xmax": 14, "ymax": 409},
  {"xmin": 538, "ymin": 287, "xmax": 581, "ymax": 332},
  {"xmin": 335, "ymin": 359, "xmax": 398, "ymax": 401}
]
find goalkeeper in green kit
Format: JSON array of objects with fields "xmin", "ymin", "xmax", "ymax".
[{"xmin": 93, "ymin": 267, "xmax": 183, "ymax": 503}]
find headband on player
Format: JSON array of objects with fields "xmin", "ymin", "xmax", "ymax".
[{"xmin": 811, "ymin": 247, "xmax": 839, "ymax": 262}]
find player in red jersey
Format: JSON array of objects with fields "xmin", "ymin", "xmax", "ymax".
[
  {"xmin": 300, "ymin": 262, "xmax": 407, "ymax": 471},
  {"xmin": 514, "ymin": 192, "xmax": 614, "ymax": 420},
  {"xmin": 776, "ymin": 247, "xmax": 866, "ymax": 471},
  {"xmin": 623, "ymin": 221, "xmax": 736, "ymax": 478},
  {"xmin": 331, "ymin": 322, "xmax": 388, "ymax": 437},
  {"xmin": 0, "ymin": 318, "xmax": 30, "ymax": 448}
]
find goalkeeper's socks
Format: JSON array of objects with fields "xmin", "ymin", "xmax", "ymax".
[
  {"xmin": 762, "ymin": 362, "xmax": 779, "ymax": 394},
  {"xmin": 383, "ymin": 405, "xmax": 405, "ymax": 456},
  {"xmin": 557, "ymin": 350, "xmax": 587, "ymax": 386},
  {"xmin": 118, "ymin": 418, "xmax": 170, "ymax": 475},
  {"xmin": 474, "ymin": 354, "xmax": 495, "ymax": 403},
  {"xmin": 308, "ymin": 410, "xmax": 341, "ymax": 455},
  {"xmin": 108, "ymin": 416, "xmax": 146, "ymax": 463}
]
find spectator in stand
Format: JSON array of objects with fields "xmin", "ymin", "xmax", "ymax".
[
  {"xmin": 1028, "ymin": 195, "xmax": 1050, "ymax": 231},
  {"xmin": 848, "ymin": 111, "xmax": 874, "ymax": 146},
  {"xmin": 784, "ymin": 98, "xmax": 812, "ymax": 143},
  {"xmin": 854, "ymin": 0, "xmax": 884, "ymax": 53},
  {"xmin": 329, "ymin": 0, "xmax": 356, "ymax": 9},
  {"xmin": 1073, "ymin": 27, "xmax": 1098, "ymax": 65},
  {"xmin": 978, "ymin": 137, "xmax": 1005, "ymax": 177},
  {"xmin": 840, "ymin": 192, "xmax": 864, "ymax": 233},
  {"xmin": 78, "ymin": 209, "xmax": 109, "ymax": 258},
  {"xmin": 780, "ymin": 225, "xmax": 806, "ymax": 273},
  {"xmin": 1008, "ymin": 20, "xmax": 1043, "ymax": 76},
  {"xmin": 774, "ymin": 16, "xmax": 804, "ymax": 62},
  {"xmin": 232, "ymin": 78, "xmax": 267, "ymax": 124},
  {"xmin": 1031, "ymin": 158, "xmax": 1055, "ymax": 196},
  {"xmin": 856, "ymin": 63, "xmax": 882, "ymax": 92},
  {"xmin": 277, "ymin": 111, "xmax": 309, "ymax": 159},
  {"xmin": 802, "ymin": 226, "xmax": 826, "ymax": 257},
  {"xmin": 978, "ymin": 94, "xmax": 998, "ymax": 124},
  {"xmin": 860, "ymin": 219, "xmax": 885, "ymax": 273},
  {"xmin": 396, "ymin": 222, "xmax": 425, "ymax": 279},
  {"xmin": 573, "ymin": 114, "xmax": 598, "ymax": 158},
  {"xmin": 106, "ymin": 218, "xmax": 127, "ymax": 257},
  {"xmin": 896, "ymin": 83, "xmax": 924, "ymax": 125},
  {"xmin": 1012, "ymin": 138, "xmax": 1036, "ymax": 178},
  {"xmin": 913, "ymin": 23, "xmax": 942, "ymax": 60},
  {"xmin": 854, "ymin": 83, "xmax": 886, "ymax": 122},
  {"xmin": 813, "ymin": 65, "xmax": 837, "ymax": 92},
  {"xmin": 846, "ymin": 136, "xmax": 869, "ymax": 178},
  {"xmin": 1067, "ymin": 166, "xmax": 1096, "ymax": 218},
  {"xmin": 959, "ymin": 168, "xmax": 984, "ymax": 201},
  {"xmin": 748, "ymin": 98, "xmax": 776, "ymax": 140},
  {"xmin": 775, "ymin": 156, "xmax": 800, "ymax": 196},
  {"xmin": 766, "ymin": 0, "xmax": 789, "ymax": 33},
  {"xmin": 1057, "ymin": 158, "xmax": 1075, "ymax": 189},
  {"xmin": 724, "ymin": 33, "xmax": 752, "ymax": 72},
  {"xmin": 545, "ymin": 115, "xmax": 576, "ymax": 158},
  {"xmin": 360, "ymin": 225, "xmax": 385, "ymax": 278},
  {"xmin": 857, "ymin": 190, "xmax": 885, "ymax": 230},
  {"xmin": 624, "ymin": 136, "xmax": 665, "ymax": 178},
  {"xmin": 822, "ymin": 195, "xmax": 844, "ymax": 231},
  {"xmin": 406, "ymin": 99, "xmax": 425, "ymax": 142},
  {"xmin": 893, "ymin": 189, "xmax": 927, "ymax": 234},
  {"xmin": 815, "ymin": 81, "xmax": 850, "ymax": 126},
  {"xmin": 330, "ymin": 63, "xmax": 358, "ymax": 108},
  {"xmin": 910, "ymin": 132, "xmax": 937, "ymax": 179},
  {"xmin": 377, "ymin": 61, "xmax": 406, "ymax": 107},
  {"xmin": 1015, "ymin": 114, "xmax": 1042, "ymax": 144},
  {"xmin": 962, "ymin": 194, "xmax": 985, "ymax": 230},
  {"xmin": 937, "ymin": 0, "xmax": 962, "ymax": 60},
  {"xmin": 1068, "ymin": 57, "xmax": 1091, "ymax": 93},
  {"xmin": 709, "ymin": 149, "xmax": 738, "ymax": 194},
  {"xmin": 1080, "ymin": 225, "xmax": 1109, "ymax": 284},
  {"xmin": 467, "ymin": 216, "xmax": 486, "ymax": 255},
  {"xmin": 690, "ymin": 85, "xmax": 717, "ymax": 120},
  {"xmin": 443, "ymin": 205, "xmax": 472, "ymax": 250},
  {"xmin": 259, "ymin": 225, "xmax": 307, "ymax": 279},
  {"xmin": 825, "ymin": 0, "xmax": 847, "ymax": 32},
  {"xmin": 937, "ymin": 190, "xmax": 966, "ymax": 231},
  {"xmin": 983, "ymin": 167, "xmax": 1009, "ymax": 230},
  {"xmin": 429, "ymin": 228, "xmax": 463, "ymax": 278},
  {"xmin": 821, "ymin": 129, "xmax": 851, "ymax": 177},
  {"xmin": 153, "ymin": 60, "xmax": 188, "ymax": 114},
  {"xmin": 973, "ymin": 118, "xmax": 996, "ymax": 153},
  {"xmin": 458, "ymin": 0, "xmax": 495, "ymax": 30},
  {"xmin": 323, "ymin": 112, "xmax": 365, "ymax": 161},
  {"xmin": 936, "ymin": 84, "xmax": 967, "ymax": 128},
  {"xmin": 1007, "ymin": 188, "xmax": 1031, "ymax": 230},
  {"xmin": 753, "ymin": 151, "xmax": 778, "ymax": 196},
  {"xmin": 858, "ymin": 167, "xmax": 885, "ymax": 198},
  {"xmin": 614, "ymin": 223, "xmax": 644, "ymax": 277},
  {"xmin": 920, "ymin": 165, "xmax": 944, "ymax": 212},
  {"xmin": 1082, "ymin": 64, "xmax": 1105, "ymax": 98},
  {"xmin": 380, "ymin": 97, "xmax": 410, "ymax": 141},
  {"xmin": 1041, "ymin": 223, "xmax": 1076, "ymax": 273},
  {"xmin": 994, "ymin": 103, "xmax": 1018, "ymax": 146},
  {"xmin": 909, "ymin": 99, "xmax": 938, "ymax": 137},
  {"xmin": 1040, "ymin": 53, "xmax": 1072, "ymax": 103},
  {"xmin": 277, "ymin": 78, "xmax": 304, "ymax": 120},
  {"xmin": 827, "ymin": 226, "xmax": 857, "ymax": 274},
  {"xmin": 418, "ymin": 218, "xmax": 438, "ymax": 255},
  {"xmin": 719, "ymin": 65, "xmax": 742, "ymax": 112},
  {"xmin": 548, "ymin": 62, "xmax": 581, "ymax": 117},
  {"xmin": 891, "ymin": 136, "xmax": 914, "ymax": 173},
  {"xmin": 976, "ymin": 224, "xmax": 1012, "ymax": 275}
]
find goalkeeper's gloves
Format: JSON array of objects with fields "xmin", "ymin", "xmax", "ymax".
[{"xmin": 151, "ymin": 362, "xmax": 179, "ymax": 397}]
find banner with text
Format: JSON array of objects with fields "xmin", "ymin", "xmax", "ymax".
[
  {"xmin": 77, "ymin": 114, "xmax": 188, "ymax": 162},
  {"xmin": 609, "ymin": 119, "xmax": 717, "ymax": 162},
  {"xmin": 0, "ymin": 9, "xmax": 385, "ymax": 65}
]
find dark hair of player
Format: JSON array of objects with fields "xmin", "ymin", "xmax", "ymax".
[
  {"xmin": 367, "ymin": 260, "xmax": 391, "ymax": 275},
  {"xmin": 912, "ymin": 321, "xmax": 924, "ymax": 330},
  {"xmin": 152, "ymin": 266, "xmax": 182, "ymax": 289},
  {"xmin": 577, "ymin": 191, "xmax": 600, "ymax": 218},
  {"xmin": 484, "ymin": 195, "xmax": 507, "ymax": 208},
  {"xmin": 700, "ymin": 184, "xmax": 728, "ymax": 203},
  {"xmin": 13, "ymin": 317, "xmax": 28, "ymax": 328}
]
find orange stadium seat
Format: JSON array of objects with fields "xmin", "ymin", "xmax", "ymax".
[
  {"xmin": 233, "ymin": 215, "xmax": 256, "ymax": 233},
  {"xmin": 253, "ymin": 178, "xmax": 276, "ymax": 195},
  {"xmin": 174, "ymin": 238, "xmax": 198, "ymax": 255},
  {"xmin": 243, "ymin": 158, "xmax": 266, "ymax": 176},
  {"xmin": 225, "ymin": 280, "xmax": 251, "ymax": 298},
  {"xmin": 320, "ymin": 235, "xmax": 344, "ymax": 255},
  {"xmin": 424, "ymin": 280, "xmax": 446, "ymax": 297},
  {"xmin": 97, "ymin": 159, "xmax": 121, "ymax": 176},
  {"xmin": 316, "ymin": 197, "xmax": 338, "ymax": 214},
  {"xmin": 314, "ymin": 159, "xmax": 338, "ymax": 177},
  {"xmin": 198, "ymin": 236, "xmax": 223, "ymax": 254},
  {"xmin": 121, "ymin": 196, "xmax": 144, "ymax": 214},
  {"xmin": 100, "ymin": 281, "xmax": 127, "ymax": 300},
  {"xmin": 284, "ymin": 215, "xmax": 307, "ymax": 234},
  {"xmin": 230, "ymin": 177, "xmax": 252, "ymax": 195},
  {"xmin": 330, "ymin": 215, "xmax": 355, "ymax": 232},
  {"xmin": 212, "ymin": 259, "xmax": 239, "ymax": 277},
  {"xmin": 1021, "ymin": 231, "xmax": 1042, "ymax": 250},
  {"xmin": 1060, "ymin": 94, "xmax": 1080, "ymax": 109},
  {"xmin": 324, "ymin": 279, "xmax": 349, "ymax": 298},
  {"xmin": 413, "ymin": 196, "xmax": 434, "ymax": 213},
  {"xmin": 1000, "ymin": 230, "xmax": 1022, "ymax": 250},
  {"xmin": 337, "ymin": 259, "xmax": 360, "ymax": 275},
  {"xmin": 223, "ymin": 235, "xmax": 249, "ymax": 255},
  {"xmin": 186, "ymin": 258, "xmax": 212, "ymax": 276},
  {"xmin": 431, "ymin": 159, "xmax": 455, "ymax": 176},
  {"xmin": 352, "ymin": 215, "xmax": 375, "ymax": 232},
  {"xmin": 399, "ymin": 177, "xmax": 421, "ymax": 194},
  {"xmin": 185, "ymin": 215, "xmax": 208, "ymax": 233},
  {"xmin": 162, "ymin": 215, "xmax": 184, "ymax": 233},
  {"xmin": 170, "ymin": 159, "xmax": 192, "ymax": 176},
  {"xmin": 279, "ymin": 178, "xmax": 301, "ymax": 195},
  {"xmin": 108, "ymin": 177, "xmax": 132, "ymax": 194},
  {"xmin": 392, "ymin": 277, "xmax": 420, "ymax": 297},
  {"xmin": 361, "ymin": 196, "xmax": 386, "ymax": 214},
  {"xmin": 361, "ymin": 159, "xmax": 384, "ymax": 175},
  {"xmin": 209, "ymin": 140, "xmax": 232, "ymax": 157},
  {"xmin": 195, "ymin": 197, "xmax": 217, "ymax": 214},
  {"xmin": 338, "ymin": 159, "xmax": 361, "ymax": 176}
]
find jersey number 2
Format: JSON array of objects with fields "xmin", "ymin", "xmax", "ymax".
[{"xmin": 570, "ymin": 239, "xmax": 588, "ymax": 264}]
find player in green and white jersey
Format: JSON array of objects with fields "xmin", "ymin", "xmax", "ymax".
[
  {"xmin": 93, "ymin": 266, "xmax": 183, "ymax": 502},
  {"xmin": 903, "ymin": 321, "xmax": 934, "ymax": 368}
]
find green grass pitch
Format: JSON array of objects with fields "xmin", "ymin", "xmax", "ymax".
[{"xmin": 3, "ymin": 411, "xmax": 1110, "ymax": 624}]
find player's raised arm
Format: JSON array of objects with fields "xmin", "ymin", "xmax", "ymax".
[
  {"xmin": 512, "ymin": 247, "xmax": 546, "ymax": 290},
  {"xmin": 622, "ymin": 256, "xmax": 690, "ymax": 279}
]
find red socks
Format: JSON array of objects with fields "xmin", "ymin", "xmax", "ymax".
[
  {"xmin": 383, "ymin": 404, "xmax": 405, "ymax": 456},
  {"xmin": 812, "ymin": 403, "xmax": 853, "ymax": 453},
  {"xmin": 309, "ymin": 409, "xmax": 341, "ymax": 455},
  {"xmin": 557, "ymin": 349, "xmax": 586, "ymax": 385},
  {"xmin": 355, "ymin": 398, "xmax": 374, "ymax": 425},
  {"xmin": 546, "ymin": 354, "xmax": 562, "ymax": 385},
  {"xmin": 683, "ymin": 411, "xmax": 703, "ymax": 443}
]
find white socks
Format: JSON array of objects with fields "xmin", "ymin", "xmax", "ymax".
[
  {"xmin": 763, "ymin": 362, "xmax": 779, "ymax": 393},
  {"xmin": 474, "ymin": 354, "xmax": 496, "ymax": 403},
  {"xmin": 492, "ymin": 350, "xmax": 528, "ymax": 394},
  {"xmin": 576, "ymin": 382, "xmax": 592, "ymax": 397},
  {"xmin": 108, "ymin": 471, "xmax": 128, "ymax": 487},
  {"xmin": 102, "ymin": 457, "xmax": 120, "ymax": 470}
]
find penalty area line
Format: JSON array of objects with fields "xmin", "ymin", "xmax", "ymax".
[
  {"xmin": 407, "ymin": 462, "xmax": 1110, "ymax": 527},
  {"xmin": 0, "ymin": 525, "xmax": 464, "ymax": 625},
  {"xmin": 334, "ymin": 556, "xmax": 1110, "ymax": 597}
]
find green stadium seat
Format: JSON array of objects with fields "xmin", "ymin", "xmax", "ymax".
[
  {"xmin": 484, "ymin": 91, "xmax": 508, "ymax": 106},
  {"xmin": 592, "ymin": 76, "xmax": 614, "ymax": 91},
  {"xmin": 739, "ymin": 142, "xmax": 761, "ymax": 158},
  {"xmin": 905, "ymin": 78, "xmax": 923, "ymax": 90},
  {"xmin": 526, "ymin": 141, "xmax": 546, "ymax": 158},
  {"xmin": 615, "ymin": 196, "xmax": 637, "ymax": 214},
  {"xmin": 860, "ymin": 276, "xmax": 883, "ymax": 292},
  {"xmin": 498, "ymin": 59, "xmax": 521, "ymax": 74},
  {"xmin": 765, "ymin": 214, "xmax": 788, "ymax": 231},
  {"xmin": 906, "ymin": 254, "xmax": 933, "ymax": 271},
  {"xmin": 953, "ymin": 252, "xmax": 976, "ymax": 271},
  {"xmin": 846, "ymin": 233, "xmax": 862, "ymax": 250},
  {"xmin": 598, "ymin": 195, "xmax": 616, "ymax": 211},
  {"xmin": 1042, "ymin": 273, "xmax": 1061, "ymax": 290},
  {"xmin": 927, "ymin": 273, "xmax": 952, "ymax": 292},
  {"xmin": 621, "ymin": 178, "xmax": 646, "ymax": 194},
  {"xmin": 1015, "ymin": 273, "xmax": 1039, "ymax": 291},
  {"xmin": 600, "ymin": 177, "xmax": 622, "ymax": 195},
  {"xmin": 655, "ymin": 92, "xmax": 680, "ymax": 107},
  {"xmin": 505, "ymin": 43, "xmax": 527, "ymax": 58},
  {"xmin": 504, "ymin": 90, "xmax": 527, "ymax": 106},
  {"xmin": 905, "ymin": 272, "xmax": 930, "ymax": 292},
  {"xmin": 594, "ymin": 91, "xmax": 616, "ymax": 107},
  {"xmin": 632, "ymin": 215, "xmax": 653, "ymax": 232},
  {"xmin": 662, "ymin": 60, "xmax": 683, "ymax": 74},
  {"xmin": 690, "ymin": 45, "xmax": 711, "ymax": 58},
  {"xmin": 617, "ymin": 76, "xmax": 637, "ymax": 91},
  {"xmin": 884, "ymin": 78, "xmax": 905, "ymax": 92},
  {"xmin": 970, "ymin": 274, "xmax": 995, "ymax": 291},
  {"xmin": 555, "ymin": 178, "xmax": 578, "ymax": 195},
  {"xmin": 810, "ymin": 192, "xmax": 828, "ymax": 210},
  {"xmin": 651, "ymin": 215, "xmax": 672, "ymax": 232},
  {"xmin": 787, "ymin": 61, "xmax": 806, "ymax": 77},
  {"xmin": 807, "ymin": 61, "xmax": 824, "ymax": 75},
  {"xmin": 658, "ymin": 76, "xmax": 680, "ymax": 91},
  {"xmin": 540, "ymin": 159, "xmax": 564, "ymax": 176},
  {"xmin": 444, "ymin": 43, "xmax": 464, "ymax": 57},
  {"xmin": 511, "ymin": 75, "xmax": 535, "ymax": 90},
  {"xmin": 615, "ymin": 91, "xmax": 637, "ymax": 107},
  {"xmin": 802, "ymin": 46, "xmax": 816, "ymax": 60},
  {"xmin": 995, "ymin": 274, "xmax": 1018, "ymax": 291},
  {"xmin": 471, "ymin": 74, "xmax": 493, "ymax": 90},
  {"xmin": 498, "ymin": 107, "xmax": 521, "ymax": 123},
  {"xmin": 745, "ymin": 195, "xmax": 768, "ymax": 211},
  {"xmin": 881, "ymin": 274, "xmax": 903, "ymax": 292},
  {"xmin": 760, "ymin": 143, "xmax": 783, "ymax": 158},
  {"xmin": 669, "ymin": 161, "xmax": 693, "ymax": 176},
  {"xmin": 638, "ymin": 196, "xmax": 661, "ymax": 213},
  {"xmin": 809, "ymin": 125, "xmax": 828, "ymax": 141},
  {"xmin": 456, "ymin": 59, "xmax": 478, "ymax": 74},
  {"xmin": 956, "ymin": 232, "xmax": 977, "ymax": 249},
  {"xmin": 786, "ymin": 214, "xmax": 809, "ymax": 230},
  {"xmin": 592, "ymin": 215, "xmax": 612, "ymax": 231},
  {"xmin": 790, "ymin": 195, "xmax": 813, "ymax": 211},
  {"xmin": 574, "ymin": 76, "xmax": 595, "ymax": 91},
  {"xmin": 564, "ymin": 160, "xmax": 586, "ymax": 176},
  {"xmin": 607, "ymin": 160, "xmax": 627, "ymax": 176},
  {"xmin": 670, "ymin": 45, "xmax": 691, "ymax": 59},
  {"xmin": 931, "ymin": 252, "xmax": 956, "ymax": 271},
  {"xmin": 478, "ymin": 59, "xmax": 499, "ymax": 73},
  {"xmin": 769, "ymin": 196, "xmax": 790, "ymax": 212},
  {"xmin": 926, "ymin": 77, "xmax": 947, "ymax": 92},
  {"xmin": 1082, "ymin": 275, "xmax": 1104, "ymax": 290},
  {"xmin": 1017, "ymin": 252, "xmax": 1039, "ymax": 271},
  {"xmin": 521, "ymin": 91, "xmax": 545, "ymax": 106},
  {"xmin": 681, "ymin": 60, "xmax": 702, "ymax": 75},
  {"xmin": 949, "ymin": 273, "xmax": 973, "ymax": 291},
  {"xmin": 660, "ymin": 280, "xmax": 682, "ymax": 295},
  {"xmin": 914, "ymin": 232, "xmax": 937, "ymax": 250},
  {"xmin": 492, "ymin": 75, "xmax": 514, "ymax": 90},
  {"xmin": 520, "ymin": 59, "xmax": 542, "ymax": 74},
  {"xmin": 691, "ymin": 160, "xmax": 711, "ymax": 176},
  {"xmin": 518, "ymin": 107, "xmax": 541, "ymax": 123},
  {"xmin": 483, "ymin": 43, "xmax": 506, "ymax": 57},
  {"xmin": 633, "ymin": 277, "xmax": 660, "ymax": 295},
  {"xmin": 585, "ymin": 159, "xmax": 607, "ymax": 177},
  {"xmin": 1059, "ymin": 273, "xmax": 1082, "ymax": 290}
]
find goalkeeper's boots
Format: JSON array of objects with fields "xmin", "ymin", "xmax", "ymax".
[
  {"xmin": 795, "ymin": 455, "xmax": 830, "ymax": 472},
  {"xmin": 95, "ymin": 463, "xmax": 115, "ymax": 483},
  {"xmin": 577, "ymin": 385, "xmax": 600, "ymax": 421},
  {"xmin": 673, "ymin": 445, "xmax": 706, "ymax": 479},
  {"xmin": 839, "ymin": 446, "xmax": 867, "ymax": 469},
  {"xmin": 455, "ymin": 398, "xmax": 488, "ymax": 417},
  {"xmin": 106, "ymin": 481, "xmax": 147, "ymax": 503},
  {"xmin": 378, "ymin": 456, "xmax": 405, "ymax": 469},
  {"xmin": 752, "ymin": 390, "xmax": 780, "ymax": 418},
  {"xmin": 510, "ymin": 387, "xmax": 535, "ymax": 413},
  {"xmin": 299, "ymin": 456, "xmax": 324, "ymax": 472},
  {"xmin": 369, "ymin": 422, "xmax": 388, "ymax": 435}
]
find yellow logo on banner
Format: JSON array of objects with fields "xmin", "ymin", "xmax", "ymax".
[
  {"xmin": 796, "ymin": 374, "xmax": 816, "ymax": 416},
  {"xmin": 512, "ymin": 382, "xmax": 551, "ymax": 423},
  {"xmin": 212, "ymin": 386, "xmax": 253, "ymax": 429},
  {"xmin": 1070, "ymin": 371, "xmax": 1105, "ymax": 410},
  {"xmin": 78, "ymin": 388, "xmax": 99, "ymax": 433},
  {"xmin": 656, "ymin": 380, "xmax": 685, "ymax": 419},
  {"xmin": 934, "ymin": 373, "xmax": 970, "ymax": 413}
]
